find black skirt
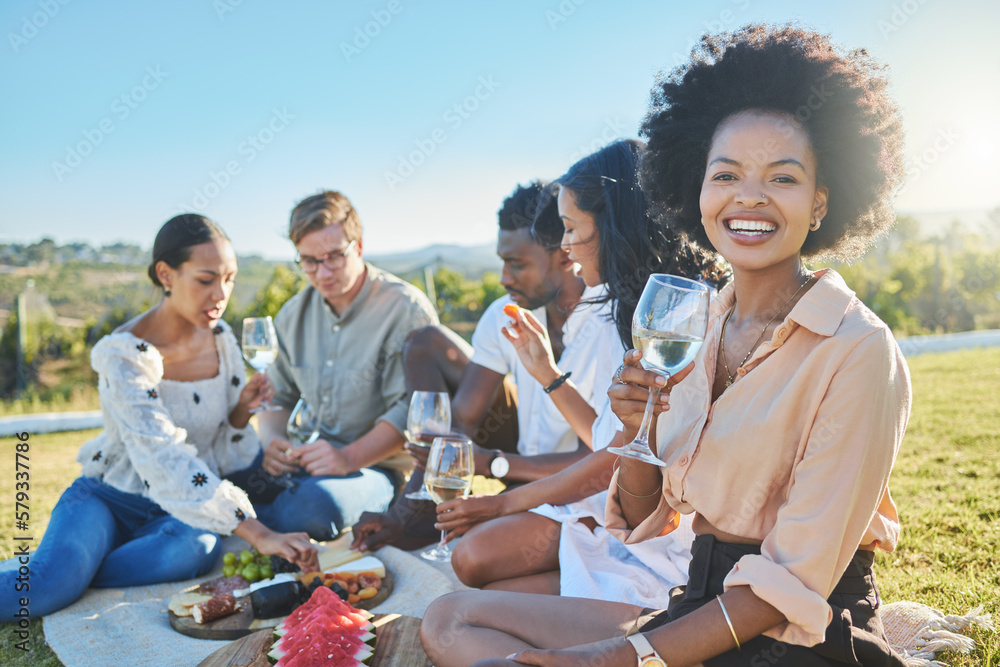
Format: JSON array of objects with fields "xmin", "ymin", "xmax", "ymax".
[{"xmin": 637, "ymin": 534, "xmax": 907, "ymax": 666}]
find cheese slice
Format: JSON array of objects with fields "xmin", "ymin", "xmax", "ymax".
[{"xmin": 325, "ymin": 555, "xmax": 385, "ymax": 578}]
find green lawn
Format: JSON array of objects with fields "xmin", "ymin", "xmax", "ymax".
[{"xmin": 2, "ymin": 348, "xmax": 998, "ymax": 665}]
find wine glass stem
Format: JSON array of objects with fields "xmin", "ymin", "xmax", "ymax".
[
  {"xmin": 632, "ymin": 382, "xmax": 663, "ymax": 449},
  {"xmin": 438, "ymin": 529, "xmax": 448, "ymax": 547}
]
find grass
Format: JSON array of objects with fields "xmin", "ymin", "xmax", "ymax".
[{"xmin": 1, "ymin": 349, "xmax": 997, "ymax": 665}]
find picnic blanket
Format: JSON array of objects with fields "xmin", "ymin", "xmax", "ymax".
[{"xmin": 43, "ymin": 536, "xmax": 466, "ymax": 667}]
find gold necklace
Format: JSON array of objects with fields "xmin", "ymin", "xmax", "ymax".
[{"xmin": 720, "ymin": 274, "xmax": 814, "ymax": 387}]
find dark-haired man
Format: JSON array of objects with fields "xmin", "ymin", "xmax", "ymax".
[{"xmin": 351, "ymin": 181, "xmax": 621, "ymax": 551}]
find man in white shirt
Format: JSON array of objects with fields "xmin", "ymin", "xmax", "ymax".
[{"xmin": 351, "ymin": 181, "xmax": 622, "ymax": 550}]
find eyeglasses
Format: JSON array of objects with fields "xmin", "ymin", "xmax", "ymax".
[{"xmin": 295, "ymin": 240, "xmax": 357, "ymax": 273}]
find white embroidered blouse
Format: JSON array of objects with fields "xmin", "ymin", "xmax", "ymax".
[{"xmin": 77, "ymin": 320, "xmax": 260, "ymax": 534}]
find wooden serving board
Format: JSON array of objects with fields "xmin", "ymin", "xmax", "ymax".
[
  {"xmin": 196, "ymin": 613, "xmax": 431, "ymax": 667},
  {"xmin": 171, "ymin": 571, "xmax": 394, "ymax": 640}
]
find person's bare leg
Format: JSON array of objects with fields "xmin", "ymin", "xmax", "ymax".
[
  {"xmin": 403, "ymin": 324, "xmax": 473, "ymax": 393},
  {"xmin": 420, "ymin": 590, "xmax": 642, "ymax": 667},
  {"xmin": 451, "ymin": 512, "xmax": 560, "ymax": 588},
  {"xmin": 484, "ymin": 570, "xmax": 560, "ymax": 595}
]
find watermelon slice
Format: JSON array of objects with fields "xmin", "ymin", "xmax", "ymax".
[{"xmin": 267, "ymin": 585, "xmax": 376, "ymax": 666}]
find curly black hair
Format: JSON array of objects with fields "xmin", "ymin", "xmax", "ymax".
[
  {"xmin": 497, "ymin": 181, "xmax": 562, "ymax": 249},
  {"xmin": 639, "ymin": 24, "xmax": 905, "ymax": 261},
  {"xmin": 548, "ymin": 139, "xmax": 727, "ymax": 349}
]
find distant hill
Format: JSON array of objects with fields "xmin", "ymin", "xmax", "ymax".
[{"xmin": 367, "ymin": 243, "xmax": 500, "ymax": 278}]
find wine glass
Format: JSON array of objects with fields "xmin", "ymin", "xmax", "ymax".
[
  {"xmin": 608, "ymin": 274, "xmax": 710, "ymax": 466},
  {"xmin": 421, "ymin": 435, "xmax": 474, "ymax": 562},
  {"xmin": 405, "ymin": 391, "xmax": 452, "ymax": 501},
  {"xmin": 280, "ymin": 397, "xmax": 322, "ymax": 486},
  {"xmin": 241, "ymin": 316, "xmax": 280, "ymax": 412}
]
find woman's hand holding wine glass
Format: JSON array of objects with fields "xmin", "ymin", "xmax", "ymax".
[
  {"xmin": 421, "ymin": 435, "xmax": 474, "ymax": 561},
  {"xmin": 608, "ymin": 274, "xmax": 710, "ymax": 465},
  {"xmin": 241, "ymin": 317, "xmax": 281, "ymax": 412}
]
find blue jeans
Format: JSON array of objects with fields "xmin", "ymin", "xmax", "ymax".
[
  {"xmin": 226, "ymin": 452, "xmax": 398, "ymax": 542},
  {"xmin": 0, "ymin": 477, "xmax": 220, "ymax": 619}
]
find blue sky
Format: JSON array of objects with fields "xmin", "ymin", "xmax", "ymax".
[{"xmin": 1, "ymin": 0, "xmax": 997, "ymax": 259}]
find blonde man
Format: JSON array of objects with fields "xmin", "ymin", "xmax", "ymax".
[{"xmin": 254, "ymin": 191, "xmax": 438, "ymax": 540}]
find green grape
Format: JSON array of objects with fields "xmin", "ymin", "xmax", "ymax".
[
  {"xmin": 260, "ymin": 566, "xmax": 273, "ymax": 580},
  {"xmin": 257, "ymin": 554, "xmax": 270, "ymax": 567},
  {"xmin": 222, "ymin": 564, "xmax": 236, "ymax": 578},
  {"xmin": 242, "ymin": 564, "xmax": 261, "ymax": 582},
  {"xmin": 222, "ymin": 552, "xmax": 237, "ymax": 566},
  {"xmin": 239, "ymin": 550, "xmax": 254, "ymax": 565}
]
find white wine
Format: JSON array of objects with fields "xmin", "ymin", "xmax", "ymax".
[
  {"xmin": 287, "ymin": 430, "xmax": 319, "ymax": 448},
  {"xmin": 425, "ymin": 475, "xmax": 471, "ymax": 503},
  {"xmin": 631, "ymin": 330, "xmax": 704, "ymax": 376},
  {"xmin": 244, "ymin": 348, "xmax": 276, "ymax": 371}
]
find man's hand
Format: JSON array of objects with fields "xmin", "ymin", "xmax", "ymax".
[
  {"xmin": 292, "ymin": 439, "xmax": 354, "ymax": 477},
  {"xmin": 263, "ymin": 437, "xmax": 299, "ymax": 476},
  {"xmin": 350, "ymin": 511, "xmax": 404, "ymax": 551},
  {"xmin": 404, "ymin": 442, "xmax": 430, "ymax": 471}
]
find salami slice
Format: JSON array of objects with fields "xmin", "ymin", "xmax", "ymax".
[{"xmin": 192, "ymin": 594, "xmax": 238, "ymax": 624}]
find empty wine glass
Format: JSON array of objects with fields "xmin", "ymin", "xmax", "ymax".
[
  {"xmin": 405, "ymin": 391, "xmax": 452, "ymax": 501},
  {"xmin": 280, "ymin": 397, "xmax": 322, "ymax": 486},
  {"xmin": 608, "ymin": 274, "xmax": 710, "ymax": 466},
  {"xmin": 421, "ymin": 435, "xmax": 474, "ymax": 562},
  {"xmin": 241, "ymin": 316, "xmax": 280, "ymax": 412}
]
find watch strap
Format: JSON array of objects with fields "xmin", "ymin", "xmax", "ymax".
[{"xmin": 626, "ymin": 632, "xmax": 667, "ymax": 666}]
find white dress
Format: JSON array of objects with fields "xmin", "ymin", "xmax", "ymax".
[
  {"xmin": 77, "ymin": 320, "xmax": 259, "ymax": 534},
  {"xmin": 530, "ymin": 388, "xmax": 695, "ymax": 608}
]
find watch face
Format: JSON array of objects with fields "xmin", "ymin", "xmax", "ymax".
[
  {"xmin": 490, "ymin": 454, "xmax": 510, "ymax": 478},
  {"xmin": 640, "ymin": 659, "xmax": 667, "ymax": 667}
]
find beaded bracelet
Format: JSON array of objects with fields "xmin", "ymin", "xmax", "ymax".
[{"xmin": 543, "ymin": 371, "xmax": 572, "ymax": 394}]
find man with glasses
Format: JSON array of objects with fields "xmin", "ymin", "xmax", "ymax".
[{"xmin": 254, "ymin": 190, "xmax": 438, "ymax": 540}]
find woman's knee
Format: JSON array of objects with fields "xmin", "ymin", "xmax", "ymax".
[
  {"xmin": 451, "ymin": 531, "xmax": 496, "ymax": 588},
  {"xmin": 421, "ymin": 592, "xmax": 478, "ymax": 661}
]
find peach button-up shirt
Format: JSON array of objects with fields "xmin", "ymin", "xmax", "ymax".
[{"xmin": 605, "ymin": 269, "xmax": 911, "ymax": 647}]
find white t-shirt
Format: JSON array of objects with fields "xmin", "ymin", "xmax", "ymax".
[{"xmin": 470, "ymin": 286, "xmax": 624, "ymax": 456}]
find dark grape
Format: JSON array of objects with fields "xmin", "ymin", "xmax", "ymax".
[
  {"xmin": 269, "ymin": 554, "xmax": 299, "ymax": 574},
  {"xmin": 329, "ymin": 581, "xmax": 349, "ymax": 601}
]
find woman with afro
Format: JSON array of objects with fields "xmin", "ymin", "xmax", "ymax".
[{"xmin": 420, "ymin": 24, "xmax": 910, "ymax": 666}]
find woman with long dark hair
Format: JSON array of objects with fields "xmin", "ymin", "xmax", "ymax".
[{"xmin": 437, "ymin": 139, "xmax": 722, "ymax": 603}]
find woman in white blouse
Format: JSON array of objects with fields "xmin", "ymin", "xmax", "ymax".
[{"xmin": 0, "ymin": 215, "xmax": 317, "ymax": 618}]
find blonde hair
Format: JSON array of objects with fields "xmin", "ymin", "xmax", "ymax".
[{"xmin": 288, "ymin": 191, "xmax": 363, "ymax": 245}]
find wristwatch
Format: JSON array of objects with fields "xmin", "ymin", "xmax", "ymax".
[
  {"xmin": 626, "ymin": 632, "xmax": 667, "ymax": 667},
  {"xmin": 488, "ymin": 450, "xmax": 509, "ymax": 479}
]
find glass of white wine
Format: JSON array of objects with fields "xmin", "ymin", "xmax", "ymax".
[
  {"xmin": 405, "ymin": 391, "xmax": 453, "ymax": 501},
  {"xmin": 241, "ymin": 316, "xmax": 280, "ymax": 412},
  {"xmin": 280, "ymin": 397, "xmax": 322, "ymax": 486},
  {"xmin": 421, "ymin": 434, "xmax": 474, "ymax": 562},
  {"xmin": 608, "ymin": 274, "xmax": 710, "ymax": 466}
]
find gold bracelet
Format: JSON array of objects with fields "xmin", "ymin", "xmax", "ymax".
[
  {"xmin": 613, "ymin": 457, "xmax": 662, "ymax": 499},
  {"xmin": 716, "ymin": 595, "xmax": 741, "ymax": 652}
]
